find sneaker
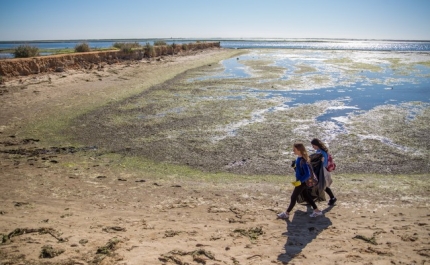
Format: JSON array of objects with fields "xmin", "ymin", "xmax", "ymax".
[
  {"xmin": 277, "ymin": 212, "xmax": 289, "ymax": 219},
  {"xmin": 328, "ymin": 197, "xmax": 337, "ymax": 206},
  {"xmin": 309, "ymin": 210, "xmax": 323, "ymax": 218}
]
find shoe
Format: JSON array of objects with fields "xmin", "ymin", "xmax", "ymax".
[
  {"xmin": 309, "ymin": 211, "xmax": 323, "ymax": 218},
  {"xmin": 277, "ymin": 212, "xmax": 289, "ymax": 219},
  {"xmin": 328, "ymin": 197, "xmax": 337, "ymax": 206}
]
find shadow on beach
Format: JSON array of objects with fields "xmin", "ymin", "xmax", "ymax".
[{"xmin": 277, "ymin": 206, "xmax": 333, "ymax": 263}]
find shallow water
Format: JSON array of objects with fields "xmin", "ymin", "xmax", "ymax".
[
  {"xmin": 189, "ymin": 50, "xmax": 430, "ymax": 152},
  {"xmin": 216, "ymin": 50, "xmax": 430, "ymax": 125}
]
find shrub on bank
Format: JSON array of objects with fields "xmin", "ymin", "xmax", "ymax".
[
  {"xmin": 13, "ymin": 45, "xmax": 39, "ymax": 58},
  {"xmin": 75, "ymin": 43, "xmax": 91, "ymax": 53},
  {"xmin": 140, "ymin": 41, "xmax": 219, "ymax": 58},
  {"xmin": 154, "ymin": 40, "xmax": 167, "ymax": 46},
  {"xmin": 144, "ymin": 42, "xmax": 155, "ymax": 57},
  {"xmin": 5, "ymin": 40, "xmax": 219, "ymax": 60},
  {"xmin": 113, "ymin": 42, "xmax": 141, "ymax": 54}
]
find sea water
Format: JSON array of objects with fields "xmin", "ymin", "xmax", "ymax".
[{"xmin": 220, "ymin": 39, "xmax": 430, "ymax": 51}]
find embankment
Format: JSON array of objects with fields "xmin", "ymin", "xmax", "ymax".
[{"xmin": 0, "ymin": 42, "xmax": 220, "ymax": 78}]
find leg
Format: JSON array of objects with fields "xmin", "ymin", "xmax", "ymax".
[
  {"xmin": 325, "ymin": 187, "xmax": 335, "ymax": 199},
  {"xmin": 305, "ymin": 189, "xmax": 324, "ymax": 217},
  {"xmin": 326, "ymin": 187, "xmax": 337, "ymax": 205},
  {"xmin": 302, "ymin": 187, "xmax": 318, "ymax": 210},
  {"xmin": 286, "ymin": 183, "xmax": 307, "ymax": 213}
]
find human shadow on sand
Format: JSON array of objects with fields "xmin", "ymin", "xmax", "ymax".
[{"xmin": 277, "ymin": 206, "xmax": 333, "ymax": 263}]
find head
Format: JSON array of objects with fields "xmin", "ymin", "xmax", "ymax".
[
  {"xmin": 311, "ymin": 138, "xmax": 328, "ymax": 153},
  {"xmin": 293, "ymin": 143, "xmax": 309, "ymax": 162}
]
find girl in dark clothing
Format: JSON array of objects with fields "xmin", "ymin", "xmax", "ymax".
[
  {"xmin": 277, "ymin": 143, "xmax": 323, "ymax": 219},
  {"xmin": 311, "ymin": 138, "xmax": 337, "ymax": 205}
]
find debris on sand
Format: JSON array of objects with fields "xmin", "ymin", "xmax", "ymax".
[
  {"xmin": 159, "ymin": 248, "xmax": 218, "ymax": 264},
  {"xmin": 40, "ymin": 245, "xmax": 65, "ymax": 258},
  {"xmin": 233, "ymin": 226, "xmax": 264, "ymax": 241},
  {"xmin": 96, "ymin": 237, "xmax": 121, "ymax": 255}
]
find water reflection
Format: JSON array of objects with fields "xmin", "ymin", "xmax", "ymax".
[
  {"xmin": 190, "ymin": 57, "xmax": 251, "ymax": 81},
  {"xmin": 222, "ymin": 58, "xmax": 251, "ymax": 78}
]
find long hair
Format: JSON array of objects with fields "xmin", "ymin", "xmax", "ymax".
[
  {"xmin": 311, "ymin": 138, "xmax": 328, "ymax": 153},
  {"xmin": 293, "ymin": 143, "xmax": 310, "ymax": 163}
]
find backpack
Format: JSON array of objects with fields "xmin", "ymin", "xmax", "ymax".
[{"xmin": 326, "ymin": 153, "xmax": 336, "ymax": 172}]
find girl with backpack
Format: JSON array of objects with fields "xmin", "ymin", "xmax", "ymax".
[
  {"xmin": 311, "ymin": 138, "xmax": 337, "ymax": 206},
  {"xmin": 277, "ymin": 143, "xmax": 323, "ymax": 219}
]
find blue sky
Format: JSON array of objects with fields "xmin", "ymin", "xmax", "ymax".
[{"xmin": 1, "ymin": 0, "xmax": 429, "ymax": 41}]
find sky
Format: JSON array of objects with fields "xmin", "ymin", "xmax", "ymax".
[{"xmin": 1, "ymin": 0, "xmax": 430, "ymax": 41}]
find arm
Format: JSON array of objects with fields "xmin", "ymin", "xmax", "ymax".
[
  {"xmin": 296, "ymin": 158, "xmax": 311, "ymax": 183},
  {"xmin": 321, "ymin": 150, "xmax": 329, "ymax": 168}
]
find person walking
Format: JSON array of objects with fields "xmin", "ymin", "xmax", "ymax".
[
  {"xmin": 277, "ymin": 143, "xmax": 323, "ymax": 219},
  {"xmin": 311, "ymin": 138, "xmax": 337, "ymax": 206}
]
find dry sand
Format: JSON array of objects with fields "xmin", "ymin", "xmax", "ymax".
[{"xmin": 0, "ymin": 48, "xmax": 429, "ymax": 265}]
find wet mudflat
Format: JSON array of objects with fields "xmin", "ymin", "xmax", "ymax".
[{"xmin": 69, "ymin": 49, "xmax": 430, "ymax": 175}]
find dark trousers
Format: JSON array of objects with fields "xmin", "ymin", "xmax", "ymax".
[
  {"xmin": 325, "ymin": 187, "xmax": 335, "ymax": 199},
  {"xmin": 286, "ymin": 182, "xmax": 318, "ymax": 213}
]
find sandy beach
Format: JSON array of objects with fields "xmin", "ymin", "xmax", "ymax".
[{"xmin": 0, "ymin": 48, "xmax": 429, "ymax": 265}]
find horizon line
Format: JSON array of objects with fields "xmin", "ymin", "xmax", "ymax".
[{"xmin": 1, "ymin": 37, "xmax": 430, "ymax": 43}]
